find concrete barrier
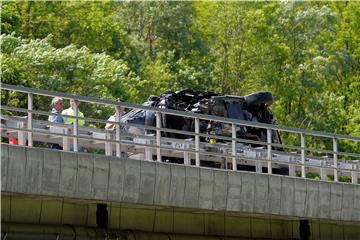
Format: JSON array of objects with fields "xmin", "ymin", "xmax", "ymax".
[
  {"xmin": 93, "ymin": 155, "xmax": 109, "ymax": 200},
  {"xmin": 108, "ymin": 157, "xmax": 125, "ymax": 201},
  {"xmin": 2, "ymin": 144, "xmax": 360, "ymax": 225},
  {"xmin": 42, "ymin": 149, "xmax": 61, "ymax": 196},
  {"xmin": 139, "ymin": 160, "xmax": 156, "ymax": 205}
]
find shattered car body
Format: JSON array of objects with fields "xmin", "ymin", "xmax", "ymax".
[
  {"xmin": 120, "ymin": 89, "xmax": 286, "ymax": 173},
  {"xmin": 121, "ymin": 89, "xmax": 281, "ymax": 145}
]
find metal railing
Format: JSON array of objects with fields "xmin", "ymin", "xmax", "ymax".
[{"xmin": 1, "ymin": 83, "xmax": 359, "ymax": 184}]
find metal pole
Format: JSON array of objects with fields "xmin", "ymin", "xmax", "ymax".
[
  {"xmin": 195, "ymin": 117, "xmax": 200, "ymax": 167},
  {"xmin": 333, "ymin": 138, "xmax": 338, "ymax": 182},
  {"xmin": 73, "ymin": 99, "xmax": 78, "ymax": 152},
  {"xmin": 156, "ymin": 112, "xmax": 162, "ymax": 162},
  {"xmin": 232, "ymin": 123, "xmax": 236, "ymax": 170},
  {"xmin": 115, "ymin": 106, "xmax": 122, "ymax": 157},
  {"xmin": 27, "ymin": 93, "xmax": 33, "ymax": 147},
  {"xmin": 267, "ymin": 128, "xmax": 272, "ymax": 174},
  {"xmin": 301, "ymin": 133, "xmax": 306, "ymax": 178}
]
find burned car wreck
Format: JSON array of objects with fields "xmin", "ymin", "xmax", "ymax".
[{"xmin": 120, "ymin": 89, "xmax": 285, "ymax": 173}]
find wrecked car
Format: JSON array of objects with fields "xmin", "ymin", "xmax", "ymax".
[
  {"xmin": 121, "ymin": 89, "xmax": 281, "ymax": 145},
  {"xmin": 120, "ymin": 89, "xmax": 286, "ymax": 173}
]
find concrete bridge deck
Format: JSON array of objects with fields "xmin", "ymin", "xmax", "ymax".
[{"xmin": 1, "ymin": 144, "xmax": 359, "ymax": 239}]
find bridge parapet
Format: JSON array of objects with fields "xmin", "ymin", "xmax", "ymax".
[
  {"xmin": 1, "ymin": 83, "xmax": 360, "ymax": 185},
  {"xmin": 2, "ymin": 144, "xmax": 359, "ymax": 223}
]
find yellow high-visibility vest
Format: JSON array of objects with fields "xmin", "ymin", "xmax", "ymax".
[{"xmin": 61, "ymin": 108, "xmax": 85, "ymax": 126}]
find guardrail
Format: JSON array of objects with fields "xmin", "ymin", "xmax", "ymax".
[{"xmin": 1, "ymin": 84, "xmax": 359, "ymax": 184}]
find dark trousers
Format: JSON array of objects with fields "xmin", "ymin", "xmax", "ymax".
[{"xmin": 48, "ymin": 143, "xmax": 62, "ymax": 150}]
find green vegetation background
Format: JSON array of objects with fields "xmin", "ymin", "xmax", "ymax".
[{"xmin": 1, "ymin": 1, "xmax": 359, "ymax": 154}]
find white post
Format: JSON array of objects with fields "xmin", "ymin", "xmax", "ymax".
[
  {"xmin": 267, "ymin": 128, "xmax": 272, "ymax": 174},
  {"xmin": 62, "ymin": 128, "xmax": 70, "ymax": 151},
  {"xmin": 115, "ymin": 105, "xmax": 122, "ymax": 157},
  {"xmin": 184, "ymin": 142, "xmax": 190, "ymax": 165},
  {"xmin": 301, "ymin": 133, "xmax": 306, "ymax": 178},
  {"xmin": 333, "ymin": 138, "xmax": 338, "ymax": 182},
  {"xmin": 232, "ymin": 123, "xmax": 237, "ymax": 171},
  {"xmin": 17, "ymin": 122, "xmax": 26, "ymax": 146},
  {"xmin": 73, "ymin": 99, "xmax": 78, "ymax": 152},
  {"xmin": 289, "ymin": 164, "xmax": 295, "ymax": 177},
  {"xmin": 351, "ymin": 165, "xmax": 358, "ymax": 184},
  {"xmin": 27, "ymin": 93, "xmax": 33, "ymax": 147},
  {"xmin": 320, "ymin": 160, "xmax": 327, "ymax": 181},
  {"xmin": 195, "ymin": 117, "xmax": 200, "ymax": 167},
  {"xmin": 145, "ymin": 139, "xmax": 152, "ymax": 161},
  {"xmin": 105, "ymin": 130, "xmax": 112, "ymax": 156},
  {"xmin": 289, "ymin": 154, "xmax": 296, "ymax": 177},
  {"xmin": 156, "ymin": 112, "xmax": 162, "ymax": 162}
]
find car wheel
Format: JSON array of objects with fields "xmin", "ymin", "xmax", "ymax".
[{"xmin": 244, "ymin": 91, "xmax": 273, "ymax": 107}]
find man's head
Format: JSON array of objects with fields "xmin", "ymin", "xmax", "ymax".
[
  {"xmin": 51, "ymin": 97, "xmax": 64, "ymax": 112},
  {"xmin": 70, "ymin": 99, "xmax": 80, "ymax": 109}
]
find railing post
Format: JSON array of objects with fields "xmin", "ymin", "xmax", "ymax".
[
  {"xmin": 183, "ymin": 142, "xmax": 190, "ymax": 165},
  {"xmin": 232, "ymin": 123, "xmax": 237, "ymax": 170},
  {"xmin": 333, "ymin": 138, "xmax": 338, "ymax": 182},
  {"xmin": 115, "ymin": 105, "xmax": 122, "ymax": 157},
  {"xmin": 27, "ymin": 93, "xmax": 33, "ymax": 147},
  {"xmin": 105, "ymin": 130, "xmax": 112, "ymax": 156},
  {"xmin": 289, "ymin": 153, "xmax": 296, "ymax": 177},
  {"xmin": 195, "ymin": 117, "xmax": 200, "ymax": 167},
  {"xmin": 17, "ymin": 122, "xmax": 26, "ymax": 146},
  {"xmin": 156, "ymin": 112, "xmax": 162, "ymax": 162},
  {"xmin": 73, "ymin": 99, "xmax": 78, "ymax": 152},
  {"xmin": 320, "ymin": 160, "xmax": 327, "ymax": 181},
  {"xmin": 289, "ymin": 164, "xmax": 295, "ymax": 177},
  {"xmin": 145, "ymin": 139, "xmax": 152, "ymax": 161},
  {"xmin": 351, "ymin": 165, "xmax": 358, "ymax": 184},
  {"xmin": 267, "ymin": 128, "xmax": 272, "ymax": 174},
  {"xmin": 301, "ymin": 133, "xmax": 306, "ymax": 178},
  {"xmin": 62, "ymin": 128, "xmax": 70, "ymax": 151}
]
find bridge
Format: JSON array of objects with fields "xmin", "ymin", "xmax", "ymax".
[{"xmin": 1, "ymin": 84, "xmax": 360, "ymax": 239}]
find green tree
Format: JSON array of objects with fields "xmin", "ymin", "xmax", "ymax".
[{"xmin": 1, "ymin": 34, "xmax": 138, "ymax": 120}]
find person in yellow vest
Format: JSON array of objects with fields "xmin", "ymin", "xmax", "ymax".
[
  {"xmin": 62, "ymin": 99, "xmax": 85, "ymax": 152},
  {"xmin": 62, "ymin": 99, "xmax": 85, "ymax": 126}
]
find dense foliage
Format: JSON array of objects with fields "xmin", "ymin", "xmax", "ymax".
[{"xmin": 1, "ymin": 1, "xmax": 359, "ymax": 152}]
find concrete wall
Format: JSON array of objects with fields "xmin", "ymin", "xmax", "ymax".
[{"xmin": 1, "ymin": 144, "xmax": 360, "ymax": 224}]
